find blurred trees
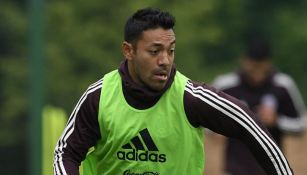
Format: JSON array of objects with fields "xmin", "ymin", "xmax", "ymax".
[
  {"xmin": 0, "ymin": 0, "xmax": 28, "ymax": 174},
  {"xmin": 1, "ymin": 0, "xmax": 307, "ymax": 174},
  {"xmin": 0, "ymin": 0, "xmax": 28, "ymax": 146}
]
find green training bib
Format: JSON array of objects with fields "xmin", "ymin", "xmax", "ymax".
[{"xmin": 83, "ymin": 70, "xmax": 204, "ymax": 175}]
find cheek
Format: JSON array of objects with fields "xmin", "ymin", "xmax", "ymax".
[
  {"xmin": 138, "ymin": 54, "xmax": 156, "ymax": 70},
  {"xmin": 169, "ymin": 56, "xmax": 175, "ymax": 64},
  {"xmin": 134, "ymin": 56, "xmax": 152, "ymax": 77}
]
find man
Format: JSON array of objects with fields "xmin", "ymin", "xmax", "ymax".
[
  {"xmin": 212, "ymin": 38, "xmax": 305, "ymax": 175},
  {"xmin": 54, "ymin": 8, "xmax": 294, "ymax": 175}
]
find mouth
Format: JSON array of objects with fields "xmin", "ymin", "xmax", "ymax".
[{"xmin": 153, "ymin": 71, "xmax": 169, "ymax": 81}]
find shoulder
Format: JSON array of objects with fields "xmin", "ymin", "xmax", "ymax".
[
  {"xmin": 183, "ymin": 80, "xmax": 222, "ymax": 127},
  {"xmin": 81, "ymin": 73, "xmax": 113, "ymax": 106},
  {"xmin": 272, "ymin": 71, "xmax": 305, "ymax": 108},
  {"xmin": 272, "ymin": 72, "xmax": 297, "ymax": 89},
  {"xmin": 184, "ymin": 80, "xmax": 221, "ymax": 100},
  {"xmin": 212, "ymin": 72, "xmax": 240, "ymax": 90},
  {"xmin": 87, "ymin": 78, "xmax": 104, "ymax": 92},
  {"xmin": 94, "ymin": 69, "xmax": 119, "ymax": 91},
  {"xmin": 83, "ymin": 78, "xmax": 104, "ymax": 105}
]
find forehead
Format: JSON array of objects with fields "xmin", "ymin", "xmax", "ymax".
[{"xmin": 137, "ymin": 28, "xmax": 175, "ymax": 47}]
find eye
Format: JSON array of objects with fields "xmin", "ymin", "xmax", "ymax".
[
  {"xmin": 149, "ymin": 50, "xmax": 159, "ymax": 55},
  {"xmin": 169, "ymin": 48, "xmax": 175, "ymax": 54}
]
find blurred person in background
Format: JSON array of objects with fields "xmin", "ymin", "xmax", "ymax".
[
  {"xmin": 54, "ymin": 8, "xmax": 294, "ymax": 175},
  {"xmin": 212, "ymin": 38, "xmax": 306, "ymax": 175}
]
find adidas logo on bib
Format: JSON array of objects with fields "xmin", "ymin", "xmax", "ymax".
[{"xmin": 117, "ymin": 128, "xmax": 167, "ymax": 163}]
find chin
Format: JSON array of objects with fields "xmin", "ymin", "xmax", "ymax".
[
  {"xmin": 149, "ymin": 83, "xmax": 166, "ymax": 92},
  {"xmin": 149, "ymin": 86, "xmax": 164, "ymax": 92}
]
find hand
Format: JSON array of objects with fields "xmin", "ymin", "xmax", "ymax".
[{"xmin": 256, "ymin": 105, "xmax": 277, "ymax": 127}]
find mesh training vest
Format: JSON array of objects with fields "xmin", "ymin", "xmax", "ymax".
[{"xmin": 83, "ymin": 70, "xmax": 204, "ymax": 175}]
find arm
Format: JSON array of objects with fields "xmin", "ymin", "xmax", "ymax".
[
  {"xmin": 184, "ymin": 80, "xmax": 293, "ymax": 175},
  {"xmin": 274, "ymin": 73, "xmax": 306, "ymax": 134},
  {"xmin": 53, "ymin": 80, "xmax": 102, "ymax": 175}
]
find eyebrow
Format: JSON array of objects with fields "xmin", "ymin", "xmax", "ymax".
[{"xmin": 151, "ymin": 40, "xmax": 176, "ymax": 47}]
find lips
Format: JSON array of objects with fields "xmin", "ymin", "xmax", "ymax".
[{"xmin": 153, "ymin": 70, "xmax": 169, "ymax": 81}]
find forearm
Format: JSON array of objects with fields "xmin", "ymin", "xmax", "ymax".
[{"xmin": 53, "ymin": 156, "xmax": 79, "ymax": 175}]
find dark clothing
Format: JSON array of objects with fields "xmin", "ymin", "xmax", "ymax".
[
  {"xmin": 54, "ymin": 61, "xmax": 294, "ymax": 175},
  {"xmin": 213, "ymin": 70, "xmax": 305, "ymax": 175}
]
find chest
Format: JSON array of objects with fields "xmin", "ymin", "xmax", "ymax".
[{"xmin": 224, "ymin": 85, "xmax": 284, "ymax": 112}]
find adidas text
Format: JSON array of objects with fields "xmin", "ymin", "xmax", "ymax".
[
  {"xmin": 117, "ymin": 150, "xmax": 166, "ymax": 163},
  {"xmin": 123, "ymin": 169, "xmax": 160, "ymax": 175}
]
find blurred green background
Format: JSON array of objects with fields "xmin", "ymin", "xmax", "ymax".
[{"xmin": 1, "ymin": 0, "xmax": 307, "ymax": 174}]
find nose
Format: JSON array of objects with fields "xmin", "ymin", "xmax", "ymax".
[{"xmin": 158, "ymin": 51, "xmax": 170, "ymax": 66}]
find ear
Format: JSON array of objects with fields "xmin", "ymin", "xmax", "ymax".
[{"xmin": 122, "ymin": 41, "xmax": 134, "ymax": 61}]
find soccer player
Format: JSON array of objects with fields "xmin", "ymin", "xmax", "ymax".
[
  {"xmin": 212, "ymin": 38, "xmax": 305, "ymax": 175},
  {"xmin": 54, "ymin": 8, "xmax": 294, "ymax": 175}
]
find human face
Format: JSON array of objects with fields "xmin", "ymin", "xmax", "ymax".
[
  {"xmin": 123, "ymin": 28, "xmax": 175, "ymax": 91},
  {"xmin": 241, "ymin": 57, "xmax": 272, "ymax": 87}
]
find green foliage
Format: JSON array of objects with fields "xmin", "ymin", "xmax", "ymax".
[
  {"xmin": 0, "ymin": 1, "xmax": 28, "ymax": 146},
  {"xmin": 1, "ymin": 0, "xmax": 307, "ymax": 148}
]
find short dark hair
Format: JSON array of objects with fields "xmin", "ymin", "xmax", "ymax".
[
  {"xmin": 245, "ymin": 38, "xmax": 272, "ymax": 61},
  {"xmin": 124, "ymin": 8, "xmax": 175, "ymax": 44}
]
